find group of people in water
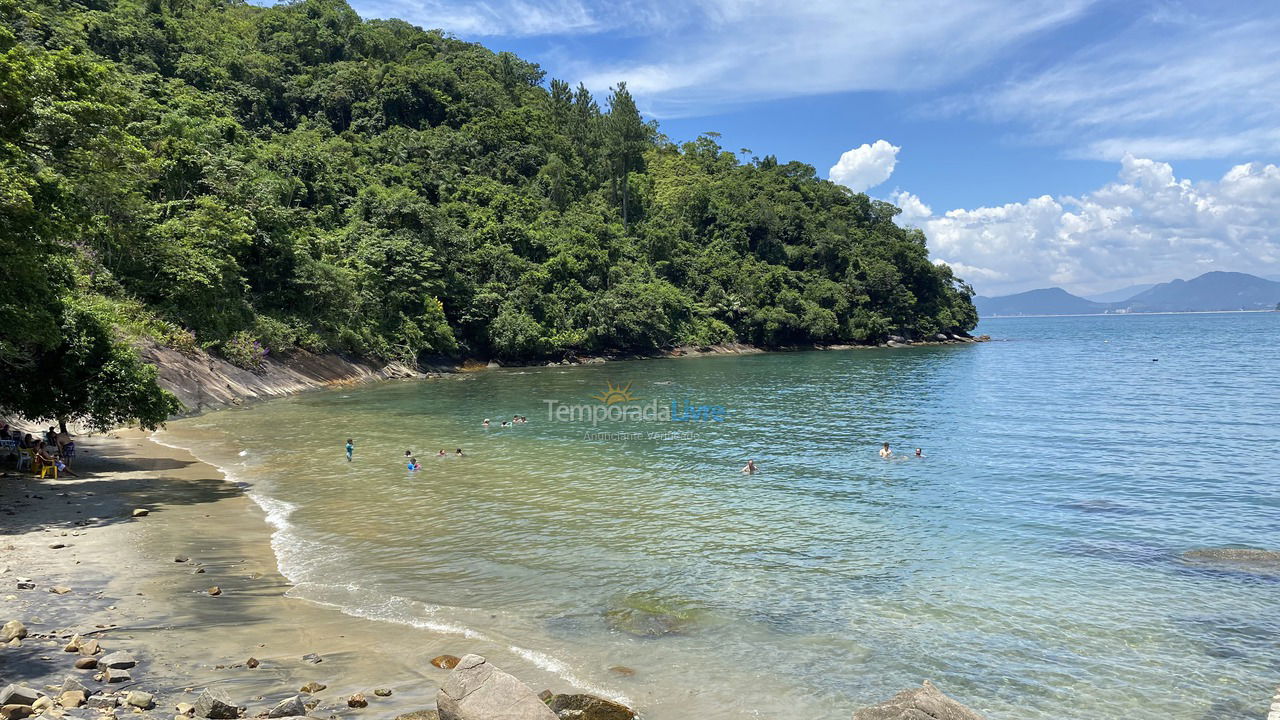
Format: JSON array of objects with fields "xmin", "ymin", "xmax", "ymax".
[
  {"xmin": 341, "ymin": 438, "xmax": 466, "ymax": 470},
  {"xmin": 2, "ymin": 423, "xmax": 78, "ymax": 476},
  {"xmin": 741, "ymin": 442, "xmax": 923, "ymax": 474},
  {"xmin": 482, "ymin": 415, "xmax": 527, "ymax": 428}
]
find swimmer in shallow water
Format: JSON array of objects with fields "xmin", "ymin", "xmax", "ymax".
[
  {"xmin": 915, "ymin": 448, "xmax": 923, "ymax": 457},
  {"xmin": 345, "ymin": 438, "xmax": 354, "ymax": 462},
  {"xmin": 879, "ymin": 442, "xmax": 891, "ymax": 458},
  {"xmin": 455, "ymin": 448, "xmax": 464, "ymax": 457},
  {"xmin": 741, "ymin": 459, "xmax": 758, "ymax": 474}
]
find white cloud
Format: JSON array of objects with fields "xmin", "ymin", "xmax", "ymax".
[
  {"xmin": 829, "ymin": 140, "xmax": 900, "ymax": 193},
  {"xmin": 959, "ymin": 6, "xmax": 1280, "ymax": 159},
  {"xmin": 899, "ymin": 156, "xmax": 1280, "ymax": 296},
  {"xmin": 889, "ymin": 190, "xmax": 931, "ymax": 225}
]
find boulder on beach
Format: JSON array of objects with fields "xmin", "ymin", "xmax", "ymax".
[
  {"xmin": 58, "ymin": 691, "xmax": 86, "ymax": 708},
  {"xmin": 84, "ymin": 695, "xmax": 117, "ymax": 710},
  {"xmin": 63, "ymin": 634, "xmax": 82, "ymax": 652},
  {"xmin": 104, "ymin": 667, "xmax": 132, "ymax": 683},
  {"xmin": 268, "ymin": 695, "xmax": 305, "ymax": 718},
  {"xmin": 852, "ymin": 681, "xmax": 985, "ymax": 720},
  {"xmin": 1, "ymin": 621, "xmax": 26, "ymax": 643},
  {"xmin": 0, "ymin": 686, "xmax": 39, "ymax": 707},
  {"xmin": 99, "ymin": 651, "xmax": 137, "ymax": 669},
  {"xmin": 1180, "ymin": 548, "xmax": 1280, "ymax": 576},
  {"xmin": 0, "ymin": 705, "xmax": 35, "ymax": 720},
  {"xmin": 125, "ymin": 691, "xmax": 154, "ymax": 709},
  {"xmin": 547, "ymin": 694, "xmax": 637, "ymax": 720},
  {"xmin": 60, "ymin": 676, "xmax": 89, "ymax": 695},
  {"xmin": 77, "ymin": 638, "xmax": 100, "ymax": 656},
  {"xmin": 73, "ymin": 657, "xmax": 97, "ymax": 669},
  {"xmin": 436, "ymin": 655, "xmax": 558, "ymax": 720},
  {"xmin": 194, "ymin": 688, "xmax": 239, "ymax": 719}
]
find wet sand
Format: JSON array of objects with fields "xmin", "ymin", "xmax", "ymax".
[{"xmin": 0, "ymin": 431, "xmax": 464, "ymax": 718}]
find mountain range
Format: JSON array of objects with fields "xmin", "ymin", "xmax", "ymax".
[{"xmin": 975, "ymin": 272, "xmax": 1280, "ymax": 317}]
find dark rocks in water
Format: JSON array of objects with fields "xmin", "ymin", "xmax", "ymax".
[
  {"xmin": 194, "ymin": 687, "xmax": 239, "ymax": 719},
  {"xmin": 99, "ymin": 651, "xmax": 137, "ymax": 669},
  {"xmin": 0, "ymin": 685, "xmax": 39, "ymax": 707},
  {"xmin": 246, "ymin": 657, "xmax": 260, "ymax": 668},
  {"xmin": 436, "ymin": 654, "xmax": 557, "ymax": 720},
  {"xmin": 268, "ymin": 695, "xmax": 305, "ymax": 718},
  {"xmin": 1180, "ymin": 548, "xmax": 1280, "ymax": 576},
  {"xmin": 430, "ymin": 655, "xmax": 461, "ymax": 669},
  {"xmin": 547, "ymin": 694, "xmax": 637, "ymax": 720},
  {"xmin": 603, "ymin": 591, "xmax": 702, "ymax": 638},
  {"xmin": 207, "ymin": 586, "xmax": 222, "ymax": 596},
  {"xmin": 852, "ymin": 681, "xmax": 985, "ymax": 720},
  {"xmin": 175, "ymin": 556, "xmax": 189, "ymax": 563}
]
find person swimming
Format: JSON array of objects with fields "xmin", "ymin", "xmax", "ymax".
[
  {"xmin": 346, "ymin": 438, "xmax": 354, "ymax": 462},
  {"xmin": 482, "ymin": 418, "xmax": 490, "ymax": 427},
  {"xmin": 879, "ymin": 442, "xmax": 891, "ymax": 458},
  {"xmin": 437, "ymin": 449, "xmax": 446, "ymax": 457},
  {"xmin": 741, "ymin": 459, "xmax": 758, "ymax": 474},
  {"xmin": 455, "ymin": 448, "xmax": 464, "ymax": 457},
  {"xmin": 915, "ymin": 448, "xmax": 923, "ymax": 457},
  {"xmin": 408, "ymin": 456, "xmax": 420, "ymax": 471}
]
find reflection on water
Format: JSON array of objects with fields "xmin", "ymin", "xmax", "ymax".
[{"xmin": 160, "ymin": 313, "xmax": 1280, "ymax": 720}]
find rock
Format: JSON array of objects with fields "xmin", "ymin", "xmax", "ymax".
[
  {"xmin": 29, "ymin": 698, "xmax": 52, "ymax": 713},
  {"xmin": 125, "ymin": 691, "xmax": 154, "ymax": 709},
  {"xmin": 193, "ymin": 568, "xmax": 206, "ymax": 574},
  {"xmin": 174, "ymin": 556, "xmax": 189, "ymax": 563},
  {"xmin": 77, "ymin": 639, "xmax": 100, "ymax": 656},
  {"xmin": 175, "ymin": 702, "xmax": 195, "ymax": 716},
  {"xmin": 606, "ymin": 667, "xmax": 634, "ymax": 678},
  {"xmin": 298, "ymin": 683, "xmax": 325, "ymax": 694},
  {"xmin": 935, "ymin": 333, "xmax": 949, "ymax": 341},
  {"xmin": 301, "ymin": 653, "xmax": 321, "ymax": 664},
  {"xmin": 347, "ymin": 693, "xmax": 367, "ymax": 709},
  {"xmin": 0, "ymin": 705, "xmax": 34, "ymax": 720},
  {"xmin": 436, "ymin": 655, "xmax": 557, "ymax": 720},
  {"xmin": 85, "ymin": 695, "xmax": 118, "ymax": 710},
  {"xmin": 395, "ymin": 713, "xmax": 439, "ymax": 720},
  {"xmin": 73, "ymin": 658, "xmax": 97, "ymax": 670},
  {"xmin": 131, "ymin": 509, "xmax": 149, "ymax": 517},
  {"xmin": 245, "ymin": 657, "xmax": 259, "ymax": 669},
  {"xmin": 104, "ymin": 667, "xmax": 131, "ymax": 683},
  {"xmin": 267, "ymin": 696, "xmax": 304, "ymax": 718},
  {"xmin": 49, "ymin": 543, "xmax": 66, "ymax": 549},
  {"xmin": 49, "ymin": 585, "xmax": 71, "ymax": 594},
  {"xmin": 206, "ymin": 587, "xmax": 222, "ymax": 596},
  {"xmin": 603, "ymin": 592, "xmax": 701, "ymax": 638},
  {"xmin": 63, "ymin": 634, "xmax": 82, "ymax": 652},
  {"xmin": 15, "ymin": 582, "xmax": 34, "ymax": 590},
  {"xmin": 1180, "ymin": 548, "xmax": 1280, "ymax": 576},
  {"xmin": 430, "ymin": 655, "xmax": 461, "ymax": 670},
  {"xmin": 1, "ymin": 621, "xmax": 26, "ymax": 642},
  {"xmin": 193, "ymin": 688, "xmax": 238, "ymax": 719},
  {"xmin": 547, "ymin": 694, "xmax": 637, "ymax": 720},
  {"xmin": 852, "ymin": 681, "xmax": 985, "ymax": 720},
  {"xmin": 60, "ymin": 676, "xmax": 89, "ymax": 695},
  {"xmin": 372, "ymin": 689, "xmax": 392, "ymax": 698},
  {"xmin": 58, "ymin": 691, "xmax": 86, "ymax": 708},
  {"xmin": 0, "ymin": 685, "xmax": 39, "ymax": 707},
  {"xmin": 537, "ymin": 691, "xmax": 552, "ymax": 703},
  {"xmin": 99, "ymin": 651, "xmax": 137, "ymax": 669}
]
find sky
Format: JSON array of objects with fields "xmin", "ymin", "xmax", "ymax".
[{"xmin": 344, "ymin": 0, "xmax": 1280, "ymax": 297}]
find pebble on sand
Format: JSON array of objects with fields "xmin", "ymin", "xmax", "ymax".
[{"xmin": 347, "ymin": 693, "xmax": 368, "ymax": 708}]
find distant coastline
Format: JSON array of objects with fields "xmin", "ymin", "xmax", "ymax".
[{"xmin": 981, "ymin": 309, "xmax": 1279, "ymax": 319}]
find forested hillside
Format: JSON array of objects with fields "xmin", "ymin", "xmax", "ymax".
[{"xmin": 1, "ymin": 0, "xmax": 976, "ymax": 427}]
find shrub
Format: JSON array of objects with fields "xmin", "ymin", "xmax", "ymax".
[{"xmin": 221, "ymin": 331, "xmax": 268, "ymax": 371}]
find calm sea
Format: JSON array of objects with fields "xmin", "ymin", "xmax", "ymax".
[{"xmin": 158, "ymin": 312, "xmax": 1280, "ymax": 719}]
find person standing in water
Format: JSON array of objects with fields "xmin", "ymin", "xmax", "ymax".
[
  {"xmin": 741, "ymin": 459, "xmax": 758, "ymax": 474},
  {"xmin": 345, "ymin": 438, "xmax": 354, "ymax": 462},
  {"xmin": 879, "ymin": 442, "xmax": 892, "ymax": 458}
]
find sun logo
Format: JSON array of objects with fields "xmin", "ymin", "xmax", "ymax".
[{"xmin": 591, "ymin": 381, "xmax": 638, "ymax": 405}]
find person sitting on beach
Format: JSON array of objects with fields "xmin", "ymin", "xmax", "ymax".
[
  {"xmin": 455, "ymin": 448, "xmax": 464, "ymax": 457},
  {"xmin": 879, "ymin": 442, "xmax": 892, "ymax": 458},
  {"xmin": 741, "ymin": 459, "xmax": 758, "ymax": 474},
  {"xmin": 345, "ymin": 438, "xmax": 354, "ymax": 462},
  {"xmin": 36, "ymin": 441, "xmax": 76, "ymax": 477}
]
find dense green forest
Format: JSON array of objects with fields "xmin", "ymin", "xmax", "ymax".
[{"xmin": 0, "ymin": 0, "xmax": 976, "ymax": 428}]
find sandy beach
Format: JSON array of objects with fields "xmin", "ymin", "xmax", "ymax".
[{"xmin": 1, "ymin": 431, "xmax": 464, "ymax": 719}]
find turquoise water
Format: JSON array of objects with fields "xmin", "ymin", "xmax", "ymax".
[{"xmin": 159, "ymin": 312, "xmax": 1280, "ymax": 719}]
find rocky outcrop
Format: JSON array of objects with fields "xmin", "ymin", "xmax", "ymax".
[
  {"xmin": 436, "ymin": 655, "xmax": 557, "ymax": 720},
  {"xmin": 852, "ymin": 681, "xmax": 985, "ymax": 720},
  {"xmin": 140, "ymin": 341, "xmax": 425, "ymax": 415}
]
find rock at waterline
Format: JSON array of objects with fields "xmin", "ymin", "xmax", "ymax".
[
  {"xmin": 436, "ymin": 655, "xmax": 557, "ymax": 720},
  {"xmin": 175, "ymin": 556, "xmax": 189, "ymax": 563},
  {"xmin": 73, "ymin": 657, "xmax": 97, "ymax": 669},
  {"xmin": 58, "ymin": 691, "xmax": 86, "ymax": 708},
  {"xmin": 48, "ymin": 543, "xmax": 66, "ymax": 549},
  {"xmin": 1180, "ymin": 548, "xmax": 1280, "ymax": 576},
  {"xmin": 430, "ymin": 655, "xmax": 461, "ymax": 670},
  {"xmin": 0, "ymin": 620, "xmax": 26, "ymax": 642},
  {"xmin": 347, "ymin": 693, "xmax": 368, "ymax": 708},
  {"xmin": 603, "ymin": 591, "xmax": 702, "ymax": 638},
  {"xmin": 299, "ymin": 682, "xmax": 326, "ymax": 694},
  {"xmin": 131, "ymin": 508, "xmax": 149, "ymax": 517},
  {"xmin": 206, "ymin": 586, "xmax": 222, "ymax": 596},
  {"xmin": 547, "ymin": 694, "xmax": 638, "ymax": 720},
  {"xmin": 268, "ymin": 695, "xmax": 305, "ymax": 718},
  {"xmin": 104, "ymin": 667, "xmax": 132, "ymax": 683},
  {"xmin": 395, "ymin": 712, "xmax": 440, "ymax": 720},
  {"xmin": 0, "ymin": 685, "xmax": 39, "ymax": 706},
  {"xmin": 373, "ymin": 688, "xmax": 392, "ymax": 697},
  {"xmin": 245, "ymin": 657, "xmax": 259, "ymax": 668},
  {"xmin": 301, "ymin": 652, "xmax": 322, "ymax": 664},
  {"xmin": 852, "ymin": 680, "xmax": 985, "ymax": 720},
  {"xmin": 77, "ymin": 638, "xmax": 100, "ymax": 656},
  {"xmin": 63, "ymin": 634, "xmax": 82, "ymax": 652},
  {"xmin": 99, "ymin": 650, "xmax": 137, "ymax": 669},
  {"xmin": 49, "ymin": 586, "xmax": 71, "ymax": 595},
  {"xmin": 194, "ymin": 688, "xmax": 239, "ymax": 719},
  {"xmin": 125, "ymin": 691, "xmax": 154, "ymax": 709}
]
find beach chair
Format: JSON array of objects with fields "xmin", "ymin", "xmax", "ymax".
[
  {"xmin": 34, "ymin": 452, "xmax": 58, "ymax": 479},
  {"xmin": 15, "ymin": 447, "xmax": 32, "ymax": 471}
]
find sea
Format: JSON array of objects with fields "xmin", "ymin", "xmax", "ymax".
[{"xmin": 156, "ymin": 312, "xmax": 1280, "ymax": 720}]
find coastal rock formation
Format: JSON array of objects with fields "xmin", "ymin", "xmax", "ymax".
[
  {"xmin": 1180, "ymin": 548, "xmax": 1280, "ymax": 576},
  {"xmin": 852, "ymin": 681, "xmax": 985, "ymax": 720},
  {"xmin": 547, "ymin": 694, "xmax": 637, "ymax": 720},
  {"xmin": 436, "ymin": 655, "xmax": 557, "ymax": 720}
]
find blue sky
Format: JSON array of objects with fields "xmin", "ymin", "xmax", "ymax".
[{"xmin": 343, "ymin": 0, "xmax": 1280, "ymax": 296}]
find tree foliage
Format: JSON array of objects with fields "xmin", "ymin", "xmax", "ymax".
[{"xmin": 0, "ymin": 0, "xmax": 977, "ymax": 426}]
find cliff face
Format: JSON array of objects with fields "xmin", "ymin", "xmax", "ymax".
[{"xmin": 139, "ymin": 342, "xmax": 423, "ymax": 416}]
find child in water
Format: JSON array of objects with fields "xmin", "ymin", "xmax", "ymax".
[
  {"xmin": 346, "ymin": 438, "xmax": 354, "ymax": 462},
  {"xmin": 879, "ymin": 442, "xmax": 891, "ymax": 458},
  {"xmin": 408, "ymin": 456, "xmax": 420, "ymax": 471}
]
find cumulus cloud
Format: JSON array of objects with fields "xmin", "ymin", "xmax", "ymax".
[
  {"xmin": 829, "ymin": 140, "xmax": 900, "ymax": 193},
  {"xmin": 897, "ymin": 156, "xmax": 1280, "ymax": 296}
]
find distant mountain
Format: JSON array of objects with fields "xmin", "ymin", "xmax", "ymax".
[
  {"xmin": 977, "ymin": 272, "xmax": 1280, "ymax": 316},
  {"xmin": 975, "ymin": 288, "xmax": 1109, "ymax": 317},
  {"xmin": 1118, "ymin": 271, "xmax": 1280, "ymax": 312},
  {"xmin": 1086, "ymin": 283, "xmax": 1155, "ymax": 303}
]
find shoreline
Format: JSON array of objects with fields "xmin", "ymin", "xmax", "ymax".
[{"xmin": 0, "ymin": 431, "xmax": 600, "ymax": 719}]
